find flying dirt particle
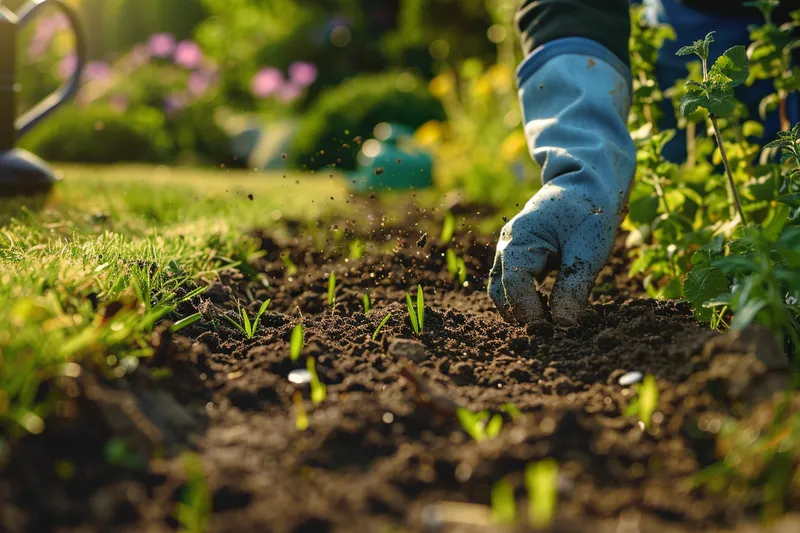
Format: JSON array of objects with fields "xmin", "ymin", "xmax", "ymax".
[
  {"xmin": 416, "ymin": 233, "xmax": 428, "ymax": 248},
  {"xmin": 248, "ymin": 194, "xmax": 254, "ymax": 201},
  {"xmin": 587, "ymin": 58, "xmax": 596, "ymax": 69},
  {"xmin": 396, "ymin": 159, "xmax": 402, "ymax": 164},
  {"xmin": 369, "ymin": 193, "xmax": 377, "ymax": 200},
  {"xmin": 281, "ymin": 153, "xmax": 287, "ymax": 160},
  {"xmin": 375, "ymin": 167, "xmax": 385, "ymax": 176},
  {"xmin": 354, "ymin": 136, "xmax": 363, "ymax": 144},
  {"xmin": 502, "ymin": 216, "xmax": 509, "ymax": 223}
]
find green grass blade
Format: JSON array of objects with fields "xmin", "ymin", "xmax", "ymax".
[
  {"xmin": 406, "ymin": 293, "xmax": 419, "ymax": 335},
  {"xmin": 178, "ymin": 285, "xmax": 208, "ymax": 303},
  {"xmin": 486, "ymin": 414, "xmax": 504, "ymax": 437},
  {"xmin": 639, "ymin": 374, "xmax": 659, "ymax": 428},
  {"xmin": 417, "ymin": 285, "xmax": 425, "ymax": 334},
  {"xmin": 240, "ymin": 306, "xmax": 253, "ymax": 338},
  {"xmin": 170, "ymin": 312, "xmax": 202, "ymax": 333},
  {"xmin": 456, "ymin": 407, "xmax": 485, "ymax": 441},
  {"xmin": 290, "ymin": 323, "xmax": 304, "ymax": 362},
  {"xmin": 372, "ymin": 313, "xmax": 392, "ymax": 341},
  {"xmin": 252, "ymin": 299, "xmax": 271, "ymax": 333},
  {"xmin": 446, "ymin": 248, "xmax": 458, "ymax": 278},
  {"xmin": 491, "ymin": 478, "xmax": 516, "ymax": 525},
  {"xmin": 307, "ymin": 357, "xmax": 327, "ymax": 405},
  {"xmin": 222, "ymin": 314, "xmax": 246, "ymax": 336},
  {"xmin": 441, "ymin": 212, "xmax": 455, "ymax": 243},
  {"xmin": 328, "ymin": 273, "xmax": 336, "ymax": 308},
  {"xmin": 526, "ymin": 459, "xmax": 558, "ymax": 528},
  {"xmin": 363, "ymin": 292, "xmax": 371, "ymax": 316}
]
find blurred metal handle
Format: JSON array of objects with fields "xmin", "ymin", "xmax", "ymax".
[{"xmin": 15, "ymin": 0, "xmax": 87, "ymax": 140}]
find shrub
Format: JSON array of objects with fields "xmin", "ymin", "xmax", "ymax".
[
  {"xmin": 20, "ymin": 105, "xmax": 174, "ymax": 164},
  {"xmin": 288, "ymin": 72, "xmax": 445, "ymax": 171}
]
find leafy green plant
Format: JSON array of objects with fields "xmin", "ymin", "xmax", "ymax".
[
  {"xmin": 676, "ymin": 31, "xmax": 749, "ymax": 223},
  {"xmin": 623, "ymin": 374, "xmax": 659, "ymax": 428},
  {"xmin": 405, "ymin": 285, "xmax": 425, "ymax": 336},
  {"xmin": 764, "ymin": 122, "xmax": 800, "ymax": 221},
  {"xmin": 176, "ymin": 453, "xmax": 211, "ymax": 533},
  {"xmin": 170, "ymin": 312, "xmax": 202, "ymax": 333},
  {"xmin": 306, "ymin": 357, "xmax": 327, "ymax": 405},
  {"xmin": 222, "ymin": 299, "xmax": 271, "ymax": 339},
  {"xmin": 327, "ymin": 273, "xmax": 337, "ymax": 310},
  {"xmin": 290, "ymin": 323, "xmax": 304, "ymax": 362},
  {"xmin": 525, "ymin": 459, "xmax": 559, "ymax": 528},
  {"xmin": 456, "ymin": 407, "xmax": 503, "ymax": 441},
  {"xmin": 372, "ymin": 313, "xmax": 392, "ymax": 341},
  {"xmin": 491, "ymin": 478, "xmax": 516, "ymax": 525}
]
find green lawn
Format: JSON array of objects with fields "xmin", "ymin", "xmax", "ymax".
[{"xmin": 0, "ymin": 165, "xmax": 346, "ymax": 441}]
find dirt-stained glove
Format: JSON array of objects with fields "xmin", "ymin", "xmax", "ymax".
[{"xmin": 489, "ymin": 39, "xmax": 636, "ymax": 327}]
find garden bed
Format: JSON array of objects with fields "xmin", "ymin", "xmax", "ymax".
[{"xmin": 0, "ymin": 202, "xmax": 795, "ymax": 533}]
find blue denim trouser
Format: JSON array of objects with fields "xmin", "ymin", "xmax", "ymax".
[{"xmin": 642, "ymin": 0, "xmax": 800, "ymax": 161}]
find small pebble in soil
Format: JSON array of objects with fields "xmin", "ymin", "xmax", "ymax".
[
  {"xmin": 288, "ymin": 369, "xmax": 312, "ymax": 386},
  {"xmin": 618, "ymin": 371, "xmax": 643, "ymax": 387},
  {"xmin": 416, "ymin": 233, "xmax": 428, "ymax": 248},
  {"xmin": 388, "ymin": 338, "xmax": 427, "ymax": 362}
]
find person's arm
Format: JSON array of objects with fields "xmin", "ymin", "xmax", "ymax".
[{"xmin": 488, "ymin": 1, "xmax": 636, "ymax": 326}]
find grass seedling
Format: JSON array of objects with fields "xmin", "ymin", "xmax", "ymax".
[
  {"xmin": 405, "ymin": 285, "xmax": 425, "ymax": 336},
  {"xmin": 290, "ymin": 323, "xmax": 304, "ymax": 362},
  {"xmin": 441, "ymin": 211, "xmax": 455, "ymax": 243},
  {"xmin": 293, "ymin": 390, "xmax": 308, "ymax": 431},
  {"xmin": 222, "ymin": 299, "xmax": 271, "ymax": 339},
  {"xmin": 363, "ymin": 292, "xmax": 371, "ymax": 316},
  {"xmin": 491, "ymin": 478, "xmax": 517, "ymax": 526},
  {"xmin": 623, "ymin": 374, "xmax": 659, "ymax": 428},
  {"xmin": 176, "ymin": 453, "xmax": 211, "ymax": 533},
  {"xmin": 372, "ymin": 313, "xmax": 392, "ymax": 341},
  {"xmin": 456, "ymin": 407, "xmax": 503, "ymax": 441},
  {"xmin": 526, "ymin": 459, "xmax": 558, "ymax": 528},
  {"xmin": 676, "ymin": 31, "xmax": 748, "ymax": 223},
  {"xmin": 327, "ymin": 273, "xmax": 336, "ymax": 309},
  {"xmin": 170, "ymin": 312, "xmax": 202, "ymax": 333},
  {"xmin": 306, "ymin": 357, "xmax": 327, "ymax": 405},
  {"xmin": 446, "ymin": 249, "xmax": 468, "ymax": 285}
]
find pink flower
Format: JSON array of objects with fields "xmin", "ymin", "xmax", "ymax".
[
  {"xmin": 84, "ymin": 61, "xmax": 111, "ymax": 82},
  {"xmin": 251, "ymin": 67, "xmax": 283, "ymax": 98},
  {"xmin": 278, "ymin": 82, "xmax": 303, "ymax": 103},
  {"xmin": 57, "ymin": 54, "xmax": 77, "ymax": 80},
  {"xmin": 289, "ymin": 62, "xmax": 318, "ymax": 87},
  {"xmin": 174, "ymin": 40, "xmax": 204, "ymax": 69},
  {"xmin": 148, "ymin": 33, "xmax": 176, "ymax": 58},
  {"xmin": 188, "ymin": 71, "xmax": 213, "ymax": 97}
]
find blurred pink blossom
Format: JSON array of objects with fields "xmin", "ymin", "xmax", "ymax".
[
  {"xmin": 148, "ymin": 33, "xmax": 176, "ymax": 58},
  {"xmin": 174, "ymin": 40, "xmax": 204, "ymax": 69},
  {"xmin": 278, "ymin": 82, "xmax": 303, "ymax": 103},
  {"xmin": 251, "ymin": 67, "xmax": 283, "ymax": 98},
  {"xmin": 188, "ymin": 71, "xmax": 213, "ymax": 97},
  {"xmin": 57, "ymin": 54, "xmax": 77, "ymax": 80},
  {"xmin": 84, "ymin": 61, "xmax": 111, "ymax": 82},
  {"xmin": 288, "ymin": 62, "xmax": 318, "ymax": 87},
  {"xmin": 27, "ymin": 13, "xmax": 70, "ymax": 61}
]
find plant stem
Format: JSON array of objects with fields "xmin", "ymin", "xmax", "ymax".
[{"xmin": 710, "ymin": 116, "xmax": 747, "ymax": 225}]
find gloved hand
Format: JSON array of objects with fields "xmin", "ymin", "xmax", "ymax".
[{"xmin": 489, "ymin": 39, "xmax": 636, "ymax": 327}]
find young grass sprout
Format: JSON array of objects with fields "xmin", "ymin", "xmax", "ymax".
[
  {"xmin": 327, "ymin": 273, "xmax": 336, "ymax": 310},
  {"xmin": 446, "ymin": 249, "xmax": 468, "ymax": 285},
  {"xmin": 405, "ymin": 285, "xmax": 425, "ymax": 336},
  {"xmin": 306, "ymin": 357, "xmax": 327, "ymax": 405},
  {"xmin": 363, "ymin": 292, "xmax": 371, "ymax": 316},
  {"xmin": 290, "ymin": 323, "xmax": 304, "ymax": 362},
  {"xmin": 526, "ymin": 459, "xmax": 559, "ymax": 528},
  {"xmin": 223, "ymin": 299, "xmax": 271, "ymax": 339},
  {"xmin": 372, "ymin": 313, "xmax": 392, "ymax": 341},
  {"xmin": 456, "ymin": 407, "xmax": 503, "ymax": 441},
  {"xmin": 491, "ymin": 478, "xmax": 517, "ymax": 526},
  {"xmin": 624, "ymin": 374, "xmax": 659, "ymax": 428},
  {"xmin": 170, "ymin": 312, "xmax": 202, "ymax": 333},
  {"xmin": 176, "ymin": 453, "xmax": 211, "ymax": 533}
]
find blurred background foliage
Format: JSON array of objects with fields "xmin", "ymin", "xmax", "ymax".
[{"xmin": 10, "ymin": 0, "xmax": 534, "ymax": 200}]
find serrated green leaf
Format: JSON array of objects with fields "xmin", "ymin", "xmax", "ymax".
[
  {"xmin": 690, "ymin": 234, "xmax": 724, "ymax": 265},
  {"xmin": 709, "ymin": 46, "xmax": 749, "ymax": 87},
  {"xmin": 683, "ymin": 266, "xmax": 729, "ymax": 317}
]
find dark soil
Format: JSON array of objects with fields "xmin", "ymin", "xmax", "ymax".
[{"xmin": 1, "ymin": 205, "xmax": 798, "ymax": 533}]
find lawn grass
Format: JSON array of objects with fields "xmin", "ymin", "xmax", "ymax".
[{"xmin": 0, "ymin": 165, "xmax": 346, "ymax": 442}]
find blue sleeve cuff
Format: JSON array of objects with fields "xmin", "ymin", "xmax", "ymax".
[{"xmin": 516, "ymin": 37, "xmax": 632, "ymax": 88}]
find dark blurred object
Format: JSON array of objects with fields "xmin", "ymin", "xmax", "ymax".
[
  {"xmin": 0, "ymin": 0, "xmax": 86, "ymax": 197},
  {"xmin": 289, "ymin": 72, "xmax": 444, "ymax": 171}
]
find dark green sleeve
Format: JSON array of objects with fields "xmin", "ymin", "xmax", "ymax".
[{"xmin": 515, "ymin": 0, "xmax": 631, "ymax": 68}]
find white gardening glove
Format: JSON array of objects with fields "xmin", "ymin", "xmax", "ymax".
[{"xmin": 488, "ymin": 39, "xmax": 636, "ymax": 326}]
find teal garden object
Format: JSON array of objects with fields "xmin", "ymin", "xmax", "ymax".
[{"xmin": 348, "ymin": 123, "xmax": 434, "ymax": 193}]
